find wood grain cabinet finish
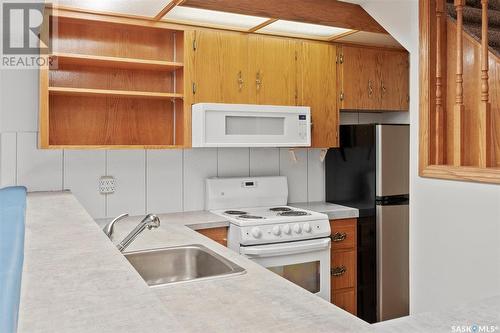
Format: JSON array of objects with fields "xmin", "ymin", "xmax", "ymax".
[
  {"xmin": 196, "ymin": 227, "xmax": 229, "ymax": 247},
  {"xmin": 380, "ymin": 50, "xmax": 410, "ymax": 111},
  {"xmin": 333, "ymin": 289, "xmax": 357, "ymax": 314},
  {"xmin": 299, "ymin": 41, "xmax": 339, "ymax": 148},
  {"xmin": 40, "ymin": 15, "xmax": 188, "ymax": 149},
  {"xmin": 190, "ymin": 32, "xmax": 338, "ymax": 148},
  {"xmin": 330, "ymin": 218, "xmax": 357, "ymax": 316},
  {"xmin": 189, "ymin": 30, "xmax": 250, "ymax": 104},
  {"xmin": 338, "ymin": 45, "xmax": 409, "ymax": 112},
  {"xmin": 190, "ymin": 31, "xmax": 299, "ymax": 107},
  {"xmin": 248, "ymin": 35, "xmax": 300, "ymax": 106}
]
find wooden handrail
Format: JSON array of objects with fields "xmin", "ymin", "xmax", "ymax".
[
  {"xmin": 434, "ymin": 0, "xmax": 446, "ymax": 164},
  {"xmin": 419, "ymin": 0, "xmax": 499, "ymax": 184},
  {"xmin": 453, "ymin": 0, "xmax": 465, "ymax": 167},
  {"xmin": 479, "ymin": 0, "xmax": 492, "ymax": 167}
]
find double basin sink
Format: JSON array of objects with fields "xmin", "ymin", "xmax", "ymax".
[{"xmin": 125, "ymin": 244, "xmax": 246, "ymax": 287}]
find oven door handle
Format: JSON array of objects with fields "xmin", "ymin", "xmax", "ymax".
[{"xmin": 240, "ymin": 238, "xmax": 331, "ymax": 258}]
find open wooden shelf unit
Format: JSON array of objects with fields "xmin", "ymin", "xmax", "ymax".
[{"xmin": 40, "ymin": 15, "xmax": 187, "ymax": 149}]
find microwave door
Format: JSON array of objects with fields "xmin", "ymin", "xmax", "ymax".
[{"xmin": 191, "ymin": 103, "xmax": 311, "ymax": 147}]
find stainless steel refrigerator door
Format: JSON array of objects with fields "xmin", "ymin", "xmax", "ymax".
[
  {"xmin": 376, "ymin": 125, "xmax": 410, "ymax": 197},
  {"xmin": 376, "ymin": 204, "xmax": 409, "ymax": 322}
]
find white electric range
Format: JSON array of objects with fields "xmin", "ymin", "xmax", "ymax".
[{"xmin": 207, "ymin": 176, "xmax": 331, "ymax": 301}]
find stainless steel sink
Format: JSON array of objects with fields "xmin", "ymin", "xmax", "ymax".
[{"xmin": 124, "ymin": 244, "xmax": 246, "ymax": 287}]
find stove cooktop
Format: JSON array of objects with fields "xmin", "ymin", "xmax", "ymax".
[{"xmin": 213, "ymin": 206, "xmax": 327, "ymax": 226}]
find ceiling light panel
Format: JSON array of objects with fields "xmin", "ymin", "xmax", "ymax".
[
  {"xmin": 163, "ymin": 6, "xmax": 269, "ymax": 31},
  {"xmin": 53, "ymin": 0, "xmax": 173, "ymax": 17},
  {"xmin": 258, "ymin": 20, "xmax": 351, "ymax": 39}
]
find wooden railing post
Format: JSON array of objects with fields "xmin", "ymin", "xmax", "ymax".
[
  {"xmin": 479, "ymin": 0, "xmax": 492, "ymax": 167},
  {"xmin": 435, "ymin": 0, "xmax": 446, "ymax": 164},
  {"xmin": 453, "ymin": 0, "xmax": 465, "ymax": 167}
]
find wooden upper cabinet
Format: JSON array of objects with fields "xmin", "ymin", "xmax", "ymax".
[
  {"xmin": 380, "ymin": 51, "xmax": 410, "ymax": 111},
  {"xmin": 189, "ymin": 30, "xmax": 249, "ymax": 104},
  {"xmin": 338, "ymin": 45, "xmax": 409, "ymax": 112},
  {"xmin": 248, "ymin": 35, "xmax": 300, "ymax": 106},
  {"xmin": 338, "ymin": 45, "xmax": 381, "ymax": 111},
  {"xmin": 299, "ymin": 41, "xmax": 338, "ymax": 148}
]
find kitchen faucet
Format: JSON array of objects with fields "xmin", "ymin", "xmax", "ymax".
[{"xmin": 103, "ymin": 213, "xmax": 161, "ymax": 252}]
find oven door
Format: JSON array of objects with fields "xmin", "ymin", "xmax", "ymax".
[{"xmin": 240, "ymin": 238, "xmax": 331, "ymax": 301}]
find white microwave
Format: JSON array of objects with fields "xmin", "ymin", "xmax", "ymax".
[{"xmin": 192, "ymin": 103, "xmax": 311, "ymax": 147}]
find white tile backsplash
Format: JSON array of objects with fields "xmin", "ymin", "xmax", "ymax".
[
  {"xmin": 249, "ymin": 148, "xmax": 280, "ymax": 177},
  {"xmin": 307, "ymin": 149, "xmax": 326, "ymax": 202},
  {"xmin": 217, "ymin": 148, "xmax": 250, "ymax": 177},
  {"xmin": 279, "ymin": 148, "xmax": 308, "ymax": 203},
  {"xmin": 0, "ymin": 69, "xmax": 39, "ymax": 132},
  {"xmin": 107, "ymin": 150, "xmax": 146, "ymax": 217},
  {"xmin": 2, "ymin": 131, "xmax": 326, "ymax": 217},
  {"xmin": 183, "ymin": 148, "xmax": 218, "ymax": 211},
  {"xmin": 146, "ymin": 149, "xmax": 183, "ymax": 214},
  {"xmin": 64, "ymin": 150, "xmax": 106, "ymax": 218},
  {"xmin": 0, "ymin": 132, "xmax": 17, "ymax": 187},
  {"xmin": 17, "ymin": 132, "xmax": 63, "ymax": 191}
]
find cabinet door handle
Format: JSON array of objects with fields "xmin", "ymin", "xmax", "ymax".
[
  {"xmin": 331, "ymin": 265, "xmax": 347, "ymax": 277},
  {"xmin": 256, "ymin": 71, "xmax": 262, "ymax": 91},
  {"xmin": 237, "ymin": 71, "xmax": 244, "ymax": 91},
  {"xmin": 331, "ymin": 232, "xmax": 347, "ymax": 242},
  {"xmin": 381, "ymin": 81, "xmax": 387, "ymax": 96},
  {"xmin": 368, "ymin": 80, "xmax": 373, "ymax": 97}
]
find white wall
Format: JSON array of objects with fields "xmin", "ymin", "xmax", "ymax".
[
  {"xmin": 358, "ymin": 0, "xmax": 500, "ymax": 314},
  {"xmin": 0, "ymin": 71, "xmax": 325, "ymax": 219}
]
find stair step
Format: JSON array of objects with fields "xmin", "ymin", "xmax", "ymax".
[
  {"xmin": 447, "ymin": 2, "xmax": 500, "ymax": 26},
  {"xmin": 464, "ymin": 22, "xmax": 500, "ymax": 46}
]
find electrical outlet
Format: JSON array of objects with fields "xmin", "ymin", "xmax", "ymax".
[{"xmin": 99, "ymin": 176, "xmax": 116, "ymax": 194}]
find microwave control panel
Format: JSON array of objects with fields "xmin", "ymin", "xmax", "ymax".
[{"xmin": 298, "ymin": 114, "xmax": 309, "ymax": 139}]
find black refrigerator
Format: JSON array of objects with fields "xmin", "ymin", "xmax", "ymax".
[{"xmin": 326, "ymin": 124, "xmax": 409, "ymax": 323}]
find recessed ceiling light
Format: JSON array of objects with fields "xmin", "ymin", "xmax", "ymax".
[
  {"xmin": 162, "ymin": 6, "xmax": 269, "ymax": 31},
  {"xmin": 258, "ymin": 20, "xmax": 351, "ymax": 40},
  {"xmin": 53, "ymin": 0, "xmax": 173, "ymax": 17}
]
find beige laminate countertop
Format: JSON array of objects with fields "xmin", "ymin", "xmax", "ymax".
[
  {"xmin": 19, "ymin": 191, "xmax": 500, "ymax": 333},
  {"xmin": 19, "ymin": 192, "xmax": 368, "ymax": 333}
]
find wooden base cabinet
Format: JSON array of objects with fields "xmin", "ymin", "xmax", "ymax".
[
  {"xmin": 195, "ymin": 227, "xmax": 228, "ymax": 247},
  {"xmin": 330, "ymin": 218, "xmax": 357, "ymax": 316}
]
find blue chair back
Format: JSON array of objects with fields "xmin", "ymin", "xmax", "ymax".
[{"xmin": 0, "ymin": 187, "xmax": 27, "ymax": 333}]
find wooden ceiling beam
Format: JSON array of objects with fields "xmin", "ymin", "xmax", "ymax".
[
  {"xmin": 328, "ymin": 30, "xmax": 359, "ymax": 41},
  {"xmin": 180, "ymin": 0, "xmax": 387, "ymax": 33},
  {"xmin": 154, "ymin": 0, "xmax": 187, "ymax": 20},
  {"xmin": 247, "ymin": 18, "xmax": 279, "ymax": 33}
]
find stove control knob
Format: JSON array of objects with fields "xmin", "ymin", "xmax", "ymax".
[
  {"xmin": 272, "ymin": 225, "xmax": 281, "ymax": 236},
  {"xmin": 251, "ymin": 227, "xmax": 262, "ymax": 238},
  {"xmin": 282, "ymin": 224, "xmax": 292, "ymax": 235},
  {"xmin": 293, "ymin": 224, "xmax": 302, "ymax": 234},
  {"xmin": 302, "ymin": 223, "xmax": 312, "ymax": 233}
]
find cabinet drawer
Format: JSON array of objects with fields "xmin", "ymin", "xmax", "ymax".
[
  {"xmin": 330, "ymin": 219, "xmax": 357, "ymax": 250},
  {"xmin": 196, "ymin": 227, "xmax": 228, "ymax": 246},
  {"xmin": 333, "ymin": 289, "xmax": 357, "ymax": 315},
  {"xmin": 331, "ymin": 249, "xmax": 356, "ymax": 290}
]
